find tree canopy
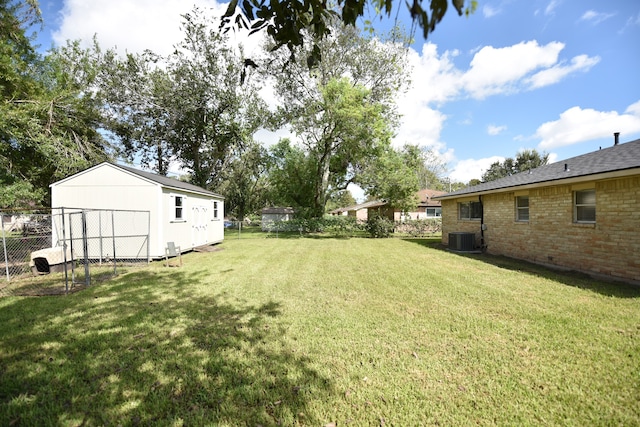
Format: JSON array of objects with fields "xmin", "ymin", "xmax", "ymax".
[
  {"xmin": 264, "ymin": 20, "xmax": 414, "ymax": 217},
  {"xmin": 221, "ymin": 0, "xmax": 476, "ymax": 66},
  {"xmin": 481, "ymin": 149, "xmax": 550, "ymax": 182},
  {"xmin": 1, "ymin": 0, "xmax": 110, "ymax": 208}
]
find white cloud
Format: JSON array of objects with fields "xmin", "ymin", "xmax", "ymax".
[
  {"xmin": 392, "ymin": 44, "xmax": 461, "ymax": 150},
  {"xmin": 53, "ymin": 0, "xmax": 227, "ymax": 56},
  {"xmin": 526, "ymin": 54, "xmax": 600, "ymax": 89},
  {"xmin": 545, "ymin": 0, "xmax": 561, "ymax": 16},
  {"xmin": 482, "ymin": 5, "xmax": 500, "ymax": 18},
  {"xmin": 448, "ymin": 156, "xmax": 504, "ymax": 183},
  {"xmin": 461, "ymin": 41, "xmax": 565, "ymax": 99},
  {"xmin": 580, "ymin": 10, "xmax": 616, "ymax": 25},
  {"xmin": 487, "ymin": 124, "xmax": 507, "ymax": 135},
  {"xmin": 535, "ymin": 100, "xmax": 640, "ymax": 149}
]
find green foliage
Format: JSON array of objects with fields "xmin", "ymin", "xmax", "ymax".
[
  {"xmin": 268, "ymin": 215, "xmax": 363, "ymax": 237},
  {"xmin": 482, "ymin": 149, "xmax": 550, "ymax": 183},
  {"xmin": 325, "ymin": 190, "xmax": 357, "ymax": 213},
  {"xmin": 266, "ymin": 139, "xmax": 317, "ymax": 215},
  {"xmin": 1, "ymin": 2, "xmax": 110, "ymax": 208},
  {"xmin": 216, "ymin": 141, "xmax": 270, "ymax": 220},
  {"xmin": 360, "ymin": 144, "xmax": 421, "ymax": 213},
  {"xmin": 266, "ymin": 23, "xmax": 408, "ymax": 218},
  {"xmin": 98, "ymin": 8, "xmax": 267, "ymax": 188},
  {"xmin": 365, "ymin": 215, "xmax": 395, "ymax": 238},
  {"xmin": 220, "ymin": 0, "xmax": 476, "ymax": 66},
  {"xmin": 395, "ymin": 218, "xmax": 442, "ymax": 237}
]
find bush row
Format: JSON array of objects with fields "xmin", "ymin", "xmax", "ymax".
[{"xmin": 267, "ymin": 216, "xmax": 441, "ymax": 238}]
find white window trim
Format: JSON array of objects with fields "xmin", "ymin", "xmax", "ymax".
[
  {"xmin": 574, "ymin": 189, "xmax": 596, "ymax": 224},
  {"xmin": 515, "ymin": 196, "xmax": 529, "ymax": 222},
  {"xmin": 170, "ymin": 194, "xmax": 187, "ymax": 222},
  {"xmin": 212, "ymin": 200, "xmax": 220, "ymax": 221}
]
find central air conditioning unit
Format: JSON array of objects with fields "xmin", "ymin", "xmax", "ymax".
[{"xmin": 448, "ymin": 232, "xmax": 475, "ymax": 252}]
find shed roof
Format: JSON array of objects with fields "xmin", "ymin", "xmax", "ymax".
[
  {"xmin": 112, "ymin": 163, "xmax": 223, "ymax": 198},
  {"xmin": 262, "ymin": 207, "xmax": 295, "ymax": 214},
  {"xmin": 437, "ymin": 138, "xmax": 640, "ymax": 200}
]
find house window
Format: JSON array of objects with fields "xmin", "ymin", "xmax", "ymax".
[
  {"xmin": 174, "ymin": 196, "xmax": 184, "ymax": 220},
  {"xmin": 574, "ymin": 189, "xmax": 595, "ymax": 223},
  {"xmin": 458, "ymin": 201, "xmax": 482, "ymax": 220},
  {"xmin": 515, "ymin": 196, "xmax": 529, "ymax": 222},
  {"xmin": 426, "ymin": 207, "xmax": 442, "ymax": 217},
  {"xmin": 213, "ymin": 201, "xmax": 219, "ymax": 220}
]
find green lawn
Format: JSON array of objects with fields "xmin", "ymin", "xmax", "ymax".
[{"xmin": 1, "ymin": 232, "xmax": 639, "ymax": 426}]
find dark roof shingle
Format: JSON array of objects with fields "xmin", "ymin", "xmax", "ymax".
[
  {"xmin": 113, "ymin": 163, "xmax": 223, "ymax": 198},
  {"xmin": 438, "ymin": 138, "xmax": 640, "ymax": 199}
]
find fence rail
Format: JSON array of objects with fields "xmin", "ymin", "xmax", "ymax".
[{"xmin": 1, "ymin": 208, "xmax": 150, "ymax": 296}]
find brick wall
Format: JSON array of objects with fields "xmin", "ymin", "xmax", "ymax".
[{"xmin": 441, "ymin": 175, "xmax": 640, "ymax": 283}]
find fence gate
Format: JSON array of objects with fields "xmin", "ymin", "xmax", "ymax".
[{"xmin": 1, "ymin": 208, "xmax": 150, "ymax": 296}]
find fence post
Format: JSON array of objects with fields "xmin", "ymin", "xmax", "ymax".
[
  {"xmin": 82, "ymin": 210, "xmax": 90, "ymax": 287},
  {"xmin": 99, "ymin": 211, "xmax": 103, "ymax": 265},
  {"xmin": 1, "ymin": 212, "xmax": 9, "ymax": 282},
  {"xmin": 60, "ymin": 207, "xmax": 69, "ymax": 294},
  {"xmin": 111, "ymin": 210, "xmax": 117, "ymax": 275}
]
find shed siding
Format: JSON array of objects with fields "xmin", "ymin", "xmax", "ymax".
[
  {"xmin": 51, "ymin": 163, "xmax": 224, "ymax": 259},
  {"xmin": 442, "ymin": 175, "xmax": 640, "ymax": 283}
]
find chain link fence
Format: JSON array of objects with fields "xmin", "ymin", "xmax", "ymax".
[{"xmin": 1, "ymin": 208, "xmax": 150, "ymax": 296}]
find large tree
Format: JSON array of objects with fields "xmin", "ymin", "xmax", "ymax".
[
  {"xmin": 481, "ymin": 149, "xmax": 550, "ymax": 182},
  {"xmin": 98, "ymin": 9, "xmax": 267, "ymax": 189},
  {"xmin": 265, "ymin": 21, "xmax": 409, "ymax": 217},
  {"xmin": 215, "ymin": 140, "xmax": 270, "ymax": 221},
  {"xmin": 1, "ymin": 0, "xmax": 110, "ymax": 208}
]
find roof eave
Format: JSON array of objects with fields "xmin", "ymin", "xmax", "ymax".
[{"xmin": 436, "ymin": 167, "xmax": 640, "ymax": 200}]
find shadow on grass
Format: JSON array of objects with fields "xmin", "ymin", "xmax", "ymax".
[
  {"xmin": 0, "ymin": 270, "xmax": 332, "ymax": 425},
  {"xmin": 403, "ymin": 238, "xmax": 640, "ymax": 298}
]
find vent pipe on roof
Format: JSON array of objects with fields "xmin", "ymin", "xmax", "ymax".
[
  {"xmin": 614, "ymin": 132, "xmax": 620, "ymax": 146},
  {"xmin": 564, "ymin": 163, "xmax": 569, "ymax": 172}
]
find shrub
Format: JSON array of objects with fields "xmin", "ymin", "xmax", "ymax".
[
  {"xmin": 365, "ymin": 216, "xmax": 394, "ymax": 238},
  {"xmin": 395, "ymin": 218, "xmax": 442, "ymax": 237}
]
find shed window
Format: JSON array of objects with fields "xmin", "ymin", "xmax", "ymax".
[
  {"xmin": 574, "ymin": 189, "xmax": 595, "ymax": 223},
  {"xmin": 515, "ymin": 196, "xmax": 529, "ymax": 222},
  {"xmin": 458, "ymin": 201, "xmax": 482, "ymax": 220},
  {"xmin": 213, "ymin": 201, "xmax": 219, "ymax": 220},
  {"xmin": 174, "ymin": 196, "xmax": 184, "ymax": 220}
]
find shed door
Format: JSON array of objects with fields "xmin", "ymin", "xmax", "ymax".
[{"xmin": 192, "ymin": 206, "xmax": 208, "ymax": 247}]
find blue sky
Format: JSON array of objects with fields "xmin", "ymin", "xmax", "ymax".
[{"xmin": 34, "ymin": 0, "xmax": 640, "ymax": 190}]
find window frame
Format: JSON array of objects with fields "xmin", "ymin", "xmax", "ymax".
[
  {"xmin": 212, "ymin": 200, "xmax": 219, "ymax": 220},
  {"xmin": 171, "ymin": 194, "xmax": 186, "ymax": 222},
  {"xmin": 515, "ymin": 196, "xmax": 530, "ymax": 222},
  {"xmin": 458, "ymin": 201, "xmax": 482, "ymax": 220},
  {"xmin": 425, "ymin": 207, "xmax": 442, "ymax": 218},
  {"xmin": 574, "ymin": 189, "xmax": 596, "ymax": 223}
]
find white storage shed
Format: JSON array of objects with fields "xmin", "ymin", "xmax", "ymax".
[{"xmin": 50, "ymin": 162, "xmax": 224, "ymax": 259}]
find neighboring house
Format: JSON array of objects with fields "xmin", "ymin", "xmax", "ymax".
[
  {"xmin": 413, "ymin": 188, "xmax": 446, "ymax": 219},
  {"xmin": 50, "ymin": 162, "xmax": 224, "ymax": 259},
  {"xmin": 435, "ymin": 136, "xmax": 640, "ymax": 283},
  {"xmin": 331, "ymin": 189, "xmax": 445, "ymax": 223},
  {"xmin": 330, "ymin": 200, "xmax": 382, "ymax": 222},
  {"xmin": 261, "ymin": 207, "xmax": 295, "ymax": 231}
]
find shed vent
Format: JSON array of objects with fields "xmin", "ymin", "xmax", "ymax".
[{"xmin": 448, "ymin": 232, "xmax": 475, "ymax": 252}]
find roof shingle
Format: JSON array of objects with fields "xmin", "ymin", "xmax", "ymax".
[{"xmin": 438, "ymin": 138, "xmax": 640, "ymax": 199}]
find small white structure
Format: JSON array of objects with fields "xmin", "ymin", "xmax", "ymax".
[
  {"xmin": 50, "ymin": 162, "xmax": 224, "ymax": 259},
  {"xmin": 261, "ymin": 207, "xmax": 294, "ymax": 231}
]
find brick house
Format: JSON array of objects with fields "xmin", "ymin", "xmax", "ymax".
[
  {"xmin": 436, "ymin": 136, "xmax": 640, "ymax": 284},
  {"xmin": 331, "ymin": 189, "xmax": 445, "ymax": 222}
]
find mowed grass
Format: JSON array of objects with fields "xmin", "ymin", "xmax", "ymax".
[{"xmin": 1, "ymin": 232, "xmax": 639, "ymax": 426}]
